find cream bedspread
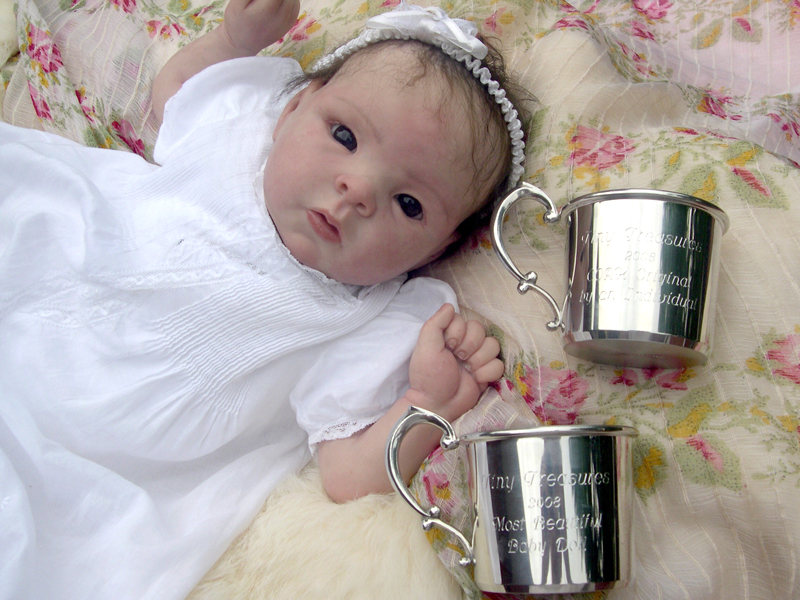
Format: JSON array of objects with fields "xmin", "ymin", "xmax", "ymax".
[{"xmin": 2, "ymin": 0, "xmax": 799, "ymax": 598}]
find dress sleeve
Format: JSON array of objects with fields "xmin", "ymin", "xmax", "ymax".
[
  {"xmin": 291, "ymin": 277, "xmax": 458, "ymax": 452},
  {"xmin": 153, "ymin": 56, "xmax": 303, "ymax": 164}
]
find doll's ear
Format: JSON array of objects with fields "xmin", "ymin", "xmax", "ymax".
[{"xmin": 272, "ymin": 79, "xmax": 325, "ymax": 141}]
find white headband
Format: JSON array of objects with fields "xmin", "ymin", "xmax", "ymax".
[{"xmin": 310, "ymin": 1, "xmax": 526, "ymax": 188}]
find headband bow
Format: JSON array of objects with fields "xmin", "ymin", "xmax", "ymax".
[{"xmin": 366, "ymin": 2, "xmax": 488, "ymax": 60}]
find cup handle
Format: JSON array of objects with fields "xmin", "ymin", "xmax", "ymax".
[
  {"xmin": 490, "ymin": 182, "xmax": 563, "ymax": 331},
  {"xmin": 385, "ymin": 406, "xmax": 475, "ymax": 567}
]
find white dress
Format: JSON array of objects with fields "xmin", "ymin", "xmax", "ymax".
[{"xmin": 0, "ymin": 57, "xmax": 456, "ymax": 600}]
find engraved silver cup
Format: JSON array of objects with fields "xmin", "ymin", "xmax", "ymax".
[
  {"xmin": 386, "ymin": 406, "xmax": 638, "ymax": 595},
  {"xmin": 491, "ymin": 185, "xmax": 730, "ymax": 368}
]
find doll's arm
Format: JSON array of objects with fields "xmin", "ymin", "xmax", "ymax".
[
  {"xmin": 151, "ymin": 0, "xmax": 300, "ymax": 123},
  {"xmin": 317, "ymin": 304, "xmax": 505, "ymax": 503}
]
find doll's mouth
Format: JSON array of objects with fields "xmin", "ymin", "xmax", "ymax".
[{"xmin": 307, "ymin": 210, "xmax": 341, "ymax": 244}]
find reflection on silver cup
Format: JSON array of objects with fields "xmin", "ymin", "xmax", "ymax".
[
  {"xmin": 491, "ymin": 185, "xmax": 730, "ymax": 368},
  {"xmin": 386, "ymin": 406, "xmax": 638, "ymax": 594}
]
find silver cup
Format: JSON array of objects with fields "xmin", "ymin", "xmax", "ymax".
[
  {"xmin": 386, "ymin": 406, "xmax": 638, "ymax": 594},
  {"xmin": 491, "ymin": 185, "xmax": 730, "ymax": 368}
]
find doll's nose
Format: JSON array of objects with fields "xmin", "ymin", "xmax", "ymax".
[{"xmin": 335, "ymin": 174, "xmax": 376, "ymax": 217}]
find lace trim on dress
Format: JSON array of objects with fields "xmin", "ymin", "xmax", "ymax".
[{"xmin": 307, "ymin": 414, "xmax": 383, "ymax": 452}]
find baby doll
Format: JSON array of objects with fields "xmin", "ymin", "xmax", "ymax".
[{"xmin": 0, "ymin": 1, "xmax": 529, "ymax": 598}]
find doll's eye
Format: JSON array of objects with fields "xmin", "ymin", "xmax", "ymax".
[
  {"xmin": 396, "ymin": 194, "xmax": 423, "ymax": 220},
  {"xmin": 331, "ymin": 124, "xmax": 357, "ymax": 152}
]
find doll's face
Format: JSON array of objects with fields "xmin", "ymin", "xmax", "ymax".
[{"xmin": 262, "ymin": 46, "xmax": 495, "ymax": 286}]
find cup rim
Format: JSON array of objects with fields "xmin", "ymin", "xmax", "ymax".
[
  {"xmin": 559, "ymin": 188, "xmax": 730, "ymax": 233},
  {"xmin": 461, "ymin": 424, "xmax": 639, "ymax": 443}
]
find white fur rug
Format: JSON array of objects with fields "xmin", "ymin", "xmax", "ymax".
[{"xmin": 189, "ymin": 461, "xmax": 464, "ymax": 600}]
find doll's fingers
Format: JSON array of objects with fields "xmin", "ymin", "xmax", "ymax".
[
  {"xmin": 465, "ymin": 336, "xmax": 500, "ymax": 372},
  {"xmin": 419, "ymin": 303, "xmax": 457, "ymax": 348},
  {"xmin": 443, "ymin": 312, "xmax": 467, "ymax": 353},
  {"xmin": 451, "ymin": 320, "xmax": 485, "ymax": 361},
  {"xmin": 470, "ymin": 358, "xmax": 506, "ymax": 384}
]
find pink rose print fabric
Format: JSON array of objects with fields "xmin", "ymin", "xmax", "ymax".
[
  {"xmin": 568, "ymin": 125, "xmax": 636, "ymax": 171},
  {"xmin": 510, "ymin": 362, "xmax": 588, "ymax": 424}
]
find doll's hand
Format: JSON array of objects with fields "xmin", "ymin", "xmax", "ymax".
[
  {"xmin": 222, "ymin": 0, "xmax": 300, "ymax": 56},
  {"xmin": 151, "ymin": 0, "xmax": 299, "ymax": 122},
  {"xmin": 317, "ymin": 305, "xmax": 503, "ymax": 502},
  {"xmin": 408, "ymin": 304, "xmax": 504, "ymax": 421}
]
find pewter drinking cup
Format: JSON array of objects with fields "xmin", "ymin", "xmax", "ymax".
[
  {"xmin": 386, "ymin": 406, "xmax": 638, "ymax": 595},
  {"xmin": 491, "ymin": 185, "xmax": 730, "ymax": 368}
]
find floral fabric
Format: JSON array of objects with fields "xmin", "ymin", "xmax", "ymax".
[{"xmin": 3, "ymin": 0, "xmax": 799, "ymax": 599}]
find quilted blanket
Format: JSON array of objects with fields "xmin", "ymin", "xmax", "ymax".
[{"xmin": 2, "ymin": 0, "xmax": 799, "ymax": 598}]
